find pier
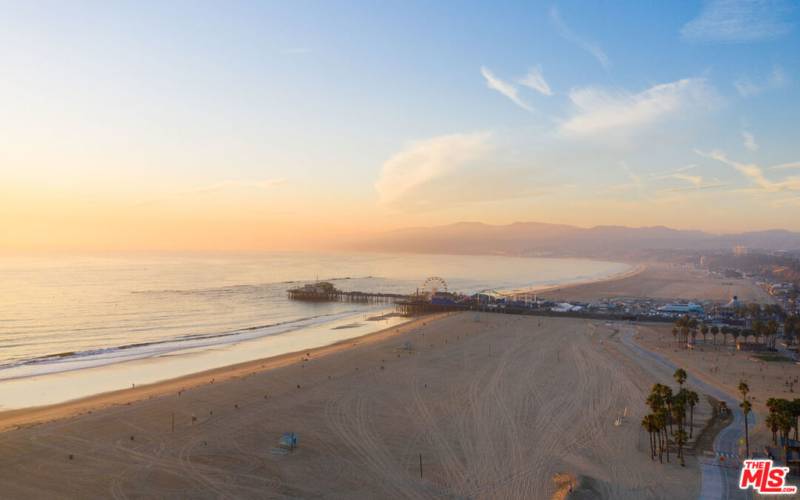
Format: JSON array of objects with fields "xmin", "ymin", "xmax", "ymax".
[
  {"xmin": 287, "ymin": 280, "xmax": 468, "ymax": 317},
  {"xmin": 286, "ymin": 282, "xmax": 408, "ymax": 304},
  {"xmin": 287, "ymin": 279, "xmax": 678, "ymax": 321}
]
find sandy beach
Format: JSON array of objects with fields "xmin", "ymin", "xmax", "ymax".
[
  {"xmin": 0, "ymin": 313, "xmax": 702, "ymax": 499},
  {"xmin": 539, "ymin": 262, "xmax": 775, "ymax": 304}
]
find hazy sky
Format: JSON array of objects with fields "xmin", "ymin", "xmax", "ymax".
[{"xmin": 2, "ymin": 0, "xmax": 799, "ymax": 251}]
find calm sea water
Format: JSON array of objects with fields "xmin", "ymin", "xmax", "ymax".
[{"xmin": 0, "ymin": 253, "xmax": 629, "ymax": 384}]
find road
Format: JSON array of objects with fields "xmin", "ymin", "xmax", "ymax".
[{"xmin": 618, "ymin": 325, "xmax": 755, "ymax": 499}]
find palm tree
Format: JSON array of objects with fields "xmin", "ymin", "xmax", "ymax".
[
  {"xmin": 779, "ymin": 412, "xmax": 793, "ymax": 465},
  {"xmin": 659, "ymin": 385, "xmax": 675, "ymax": 434},
  {"xmin": 732, "ymin": 328, "xmax": 741, "ymax": 347},
  {"xmin": 701, "ymin": 324, "xmax": 709, "ymax": 343},
  {"xmin": 753, "ymin": 319, "xmax": 764, "ymax": 345},
  {"xmin": 655, "ymin": 410, "xmax": 667, "ymax": 463},
  {"xmin": 687, "ymin": 391, "xmax": 699, "ymax": 438},
  {"xmin": 674, "ymin": 368, "xmax": 687, "ymax": 390},
  {"xmin": 689, "ymin": 318, "xmax": 699, "ymax": 342},
  {"xmin": 674, "ymin": 316, "xmax": 695, "ymax": 346},
  {"xmin": 785, "ymin": 316, "xmax": 799, "ymax": 346},
  {"xmin": 647, "ymin": 390, "xmax": 662, "ymax": 407},
  {"xmin": 710, "ymin": 325, "xmax": 719, "ymax": 345},
  {"xmin": 766, "ymin": 412, "xmax": 779, "ymax": 445},
  {"xmin": 766, "ymin": 319, "xmax": 779, "ymax": 349},
  {"xmin": 739, "ymin": 380, "xmax": 751, "ymax": 458},
  {"xmin": 672, "ymin": 398, "xmax": 687, "ymax": 467},
  {"xmin": 642, "ymin": 414, "xmax": 657, "ymax": 460}
]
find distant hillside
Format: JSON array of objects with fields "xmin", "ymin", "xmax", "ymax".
[{"xmin": 348, "ymin": 222, "xmax": 800, "ymax": 258}]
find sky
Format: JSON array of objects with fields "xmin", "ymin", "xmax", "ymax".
[{"xmin": 1, "ymin": 0, "xmax": 799, "ymax": 252}]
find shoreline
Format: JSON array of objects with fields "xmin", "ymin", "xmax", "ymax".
[
  {"xmin": 505, "ymin": 262, "xmax": 646, "ymax": 298},
  {"xmin": 0, "ymin": 314, "xmax": 698, "ymax": 498},
  {"xmin": 0, "ymin": 313, "xmax": 450, "ymax": 433},
  {"xmin": 0, "ymin": 259, "xmax": 637, "ymax": 432}
]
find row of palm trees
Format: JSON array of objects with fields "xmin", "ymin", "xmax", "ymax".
[
  {"xmin": 731, "ymin": 302, "xmax": 784, "ymax": 320},
  {"xmin": 764, "ymin": 397, "xmax": 800, "ymax": 464},
  {"xmin": 671, "ymin": 316, "xmax": 781, "ymax": 348},
  {"xmin": 641, "ymin": 368, "xmax": 699, "ymax": 467}
]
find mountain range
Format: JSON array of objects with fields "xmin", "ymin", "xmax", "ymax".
[{"xmin": 348, "ymin": 222, "xmax": 800, "ymax": 258}]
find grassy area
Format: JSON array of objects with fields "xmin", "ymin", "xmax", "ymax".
[{"xmin": 752, "ymin": 353, "xmax": 794, "ymax": 363}]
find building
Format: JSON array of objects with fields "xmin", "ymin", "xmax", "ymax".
[
  {"xmin": 723, "ymin": 295, "xmax": 743, "ymax": 310},
  {"xmin": 657, "ymin": 303, "xmax": 704, "ymax": 315}
]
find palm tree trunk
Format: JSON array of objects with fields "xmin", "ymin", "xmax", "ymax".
[
  {"xmin": 650, "ymin": 431, "xmax": 655, "ymax": 460},
  {"xmin": 690, "ymin": 406, "xmax": 694, "ymax": 438},
  {"xmin": 784, "ymin": 431, "xmax": 789, "ymax": 465},
  {"xmin": 744, "ymin": 414, "xmax": 750, "ymax": 458},
  {"xmin": 658, "ymin": 430, "xmax": 664, "ymax": 463}
]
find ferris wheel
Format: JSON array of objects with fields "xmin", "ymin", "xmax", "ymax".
[{"xmin": 422, "ymin": 276, "xmax": 448, "ymax": 296}]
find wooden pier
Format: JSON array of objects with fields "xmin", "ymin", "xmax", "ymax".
[
  {"xmin": 287, "ymin": 282, "xmax": 409, "ymax": 304},
  {"xmin": 287, "ymin": 281, "xmax": 675, "ymax": 321},
  {"xmin": 395, "ymin": 299, "xmax": 463, "ymax": 316}
]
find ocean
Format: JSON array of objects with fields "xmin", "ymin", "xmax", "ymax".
[{"xmin": 0, "ymin": 252, "xmax": 629, "ymax": 408}]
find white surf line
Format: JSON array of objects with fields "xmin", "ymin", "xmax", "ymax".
[{"xmin": 617, "ymin": 325, "xmax": 753, "ymax": 500}]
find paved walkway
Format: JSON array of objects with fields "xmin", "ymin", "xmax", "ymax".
[{"xmin": 618, "ymin": 326, "xmax": 755, "ymax": 499}]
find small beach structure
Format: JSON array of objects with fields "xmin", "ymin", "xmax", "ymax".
[{"xmin": 279, "ymin": 432, "xmax": 298, "ymax": 451}]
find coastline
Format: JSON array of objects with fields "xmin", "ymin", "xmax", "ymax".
[
  {"xmin": 504, "ymin": 262, "xmax": 646, "ymax": 298},
  {"xmin": 0, "ymin": 258, "xmax": 637, "ymax": 433},
  {"xmin": 0, "ymin": 313, "xmax": 450, "ymax": 433},
  {"xmin": 0, "ymin": 314, "xmax": 699, "ymax": 498}
]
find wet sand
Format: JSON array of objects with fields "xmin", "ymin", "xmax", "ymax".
[{"xmin": 0, "ymin": 314, "xmax": 698, "ymax": 499}]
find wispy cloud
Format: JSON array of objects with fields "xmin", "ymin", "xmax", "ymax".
[
  {"xmin": 376, "ymin": 132, "xmax": 493, "ymax": 206},
  {"xmin": 518, "ymin": 66, "xmax": 553, "ymax": 96},
  {"xmin": 561, "ymin": 78, "xmax": 717, "ymax": 137},
  {"xmin": 770, "ymin": 161, "xmax": 800, "ymax": 170},
  {"xmin": 671, "ymin": 172, "xmax": 705, "ymax": 187},
  {"xmin": 375, "ymin": 132, "xmax": 542, "ymax": 210},
  {"xmin": 549, "ymin": 6, "xmax": 609, "ymax": 69},
  {"xmin": 742, "ymin": 131, "xmax": 759, "ymax": 151},
  {"xmin": 653, "ymin": 166, "xmax": 702, "ymax": 187},
  {"xmin": 734, "ymin": 66, "xmax": 787, "ymax": 97},
  {"xmin": 681, "ymin": 0, "xmax": 793, "ymax": 43},
  {"xmin": 697, "ymin": 149, "xmax": 800, "ymax": 192},
  {"xmin": 606, "ymin": 162, "xmax": 645, "ymax": 194},
  {"xmin": 650, "ymin": 165, "xmax": 726, "ymax": 191},
  {"xmin": 480, "ymin": 67, "xmax": 533, "ymax": 111}
]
